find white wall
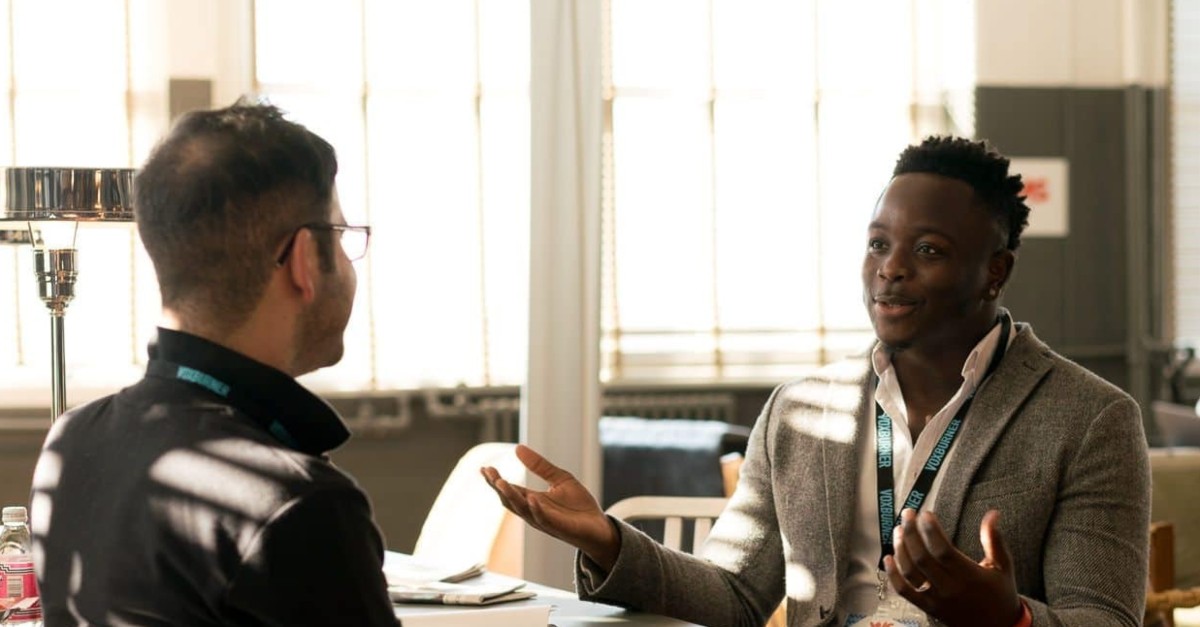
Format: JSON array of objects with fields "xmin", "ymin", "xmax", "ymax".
[
  {"xmin": 976, "ymin": 0, "xmax": 1168, "ymax": 87},
  {"xmin": 163, "ymin": 0, "xmax": 255, "ymax": 106}
]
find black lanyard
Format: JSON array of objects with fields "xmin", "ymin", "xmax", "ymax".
[
  {"xmin": 145, "ymin": 358, "xmax": 301, "ymax": 450},
  {"xmin": 875, "ymin": 313, "xmax": 1011, "ymax": 569}
]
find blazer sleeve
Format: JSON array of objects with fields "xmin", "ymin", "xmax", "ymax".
[
  {"xmin": 575, "ymin": 385, "xmax": 786, "ymax": 627},
  {"xmin": 1028, "ymin": 396, "xmax": 1150, "ymax": 627},
  {"xmin": 224, "ymin": 485, "xmax": 398, "ymax": 627}
]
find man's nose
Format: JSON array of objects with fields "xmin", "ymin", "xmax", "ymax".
[{"xmin": 877, "ymin": 250, "xmax": 910, "ymax": 281}]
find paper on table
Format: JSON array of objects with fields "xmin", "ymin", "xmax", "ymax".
[
  {"xmin": 389, "ymin": 580, "xmax": 537, "ymax": 606},
  {"xmin": 394, "ymin": 603, "xmax": 551, "ymax": 627},
  {"xmin": 383, "ymin": 552, "xmax": 485, "ymax": 586}
]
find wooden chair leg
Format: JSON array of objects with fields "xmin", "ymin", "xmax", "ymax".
[
  {"xmin": 1149, "ymin": 522, "xmax": 1176, "ymax": 627},
  {"xmin": 765, "ymin": 603, "xmax": 787, "ymax": 627}
]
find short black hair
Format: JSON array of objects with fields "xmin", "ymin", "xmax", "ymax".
[
  {"xmin": 892, "ymin": 136, "xmax": 1030, "ymax": 251},
  {"xmin": 135, "ymin": 99, "xmax": 338, "ymax": 331}
]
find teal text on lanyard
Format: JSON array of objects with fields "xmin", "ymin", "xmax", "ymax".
[{"xmin": 874, "ymin": 313, "xmax": 1011, "ymax": 570}]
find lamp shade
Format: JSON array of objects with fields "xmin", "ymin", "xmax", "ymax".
[{"xmin": 0, "ymin": 167, "xmax": 135, "ymax": 222}]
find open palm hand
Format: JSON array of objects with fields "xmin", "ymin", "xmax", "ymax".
[{"xmin": 481, "ymin": 444, "xmax": 621, "ymax": 570}]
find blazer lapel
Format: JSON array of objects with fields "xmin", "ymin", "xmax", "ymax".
[{"xmin": 930, "ymin": 326, "xmax": 1053, "ymax": 540}]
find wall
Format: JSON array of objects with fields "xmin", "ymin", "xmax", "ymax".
[{"xmin": 973, "ymin": 0, "xmax": 1170, "ymax": 438}]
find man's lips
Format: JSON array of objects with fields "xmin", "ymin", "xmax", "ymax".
[
  {"xmin": 872, "ymin": 295, "xmax": 919, "ymax": 317},
  {"xmin": 873, "ymin": 294, "xmax": 918, "ymax": 307}
]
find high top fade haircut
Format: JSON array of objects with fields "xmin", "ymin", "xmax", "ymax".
[
  {"xmin": 892, "ymin": 136, "xmax": 1031, "ymax": 251},
  {"xmin": 135, "ymin": 98, "xmax": 339, "ymax": 332}
]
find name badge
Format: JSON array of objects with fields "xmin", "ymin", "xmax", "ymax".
[{"xmin": 845, "ymin": 597, "xmax": 925, "ymax": 627}]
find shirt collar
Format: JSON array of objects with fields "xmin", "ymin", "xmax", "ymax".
[
  {"xmin": 147, "ymin": 327, "xmax": 351, "ymax": 455},
  {"xmin": 870, "ymin": 309, "xmax": 1015, "ymax": 389}
]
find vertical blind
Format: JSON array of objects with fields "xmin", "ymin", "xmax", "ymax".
[{"xmin": 1173, "ymin": 0, "xmax": 1200, "ymax": 343}]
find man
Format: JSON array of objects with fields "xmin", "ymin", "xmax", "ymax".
[
  {"xmin": 484, "ymin": 137, "xmax": 1150, "ymax": 626},
  {"xmin": 30, "ymin": 102, "xmax": 396, "ymax": 626}
]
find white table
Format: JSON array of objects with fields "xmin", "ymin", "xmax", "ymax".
[{"xmin": 387, "ymin": 552, "xmax": 701, "ymax": 626}]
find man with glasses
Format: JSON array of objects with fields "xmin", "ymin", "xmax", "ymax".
[{"xmin": 30, "ymin": 100, "xmax": 395, "ymax": 626}]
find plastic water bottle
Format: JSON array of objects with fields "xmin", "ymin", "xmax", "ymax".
[{"xmin": 0, "ymin": 507, "xmax": 41, "ymax": 626}]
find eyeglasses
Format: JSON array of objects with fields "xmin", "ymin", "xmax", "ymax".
[{"xmin": 275, "ymin": 222, "xmax": 372, "ymax": 265}]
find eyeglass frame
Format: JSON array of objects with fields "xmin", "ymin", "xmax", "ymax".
[{"xmin": 275, "ymin": 222, "xmax": 372, "ymax": 266}]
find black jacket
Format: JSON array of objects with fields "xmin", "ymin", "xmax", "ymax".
[{"xmin": 32, "ymin": 328, "xmax": 396, "ymax": 626}]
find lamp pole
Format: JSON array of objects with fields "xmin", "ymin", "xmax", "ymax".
[{"xmin": 1, "ymin": 167, "xmax": 135, "ymax": 421}]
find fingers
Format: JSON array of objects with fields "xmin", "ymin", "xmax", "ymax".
[
  {"xmin": 890, "ymin": 514, "xmax": 927, "ymax": 590},
  {"xmin": 480, "ymin": 466, "xmax": 534, "ymax": 518},
  {"xmin": 980, "ymin": 509, "xmax": 1013, "ymax": 573},
  {"xmin": 893, "ymin": 510, "xmax": 975, "ymax": 597},
  {"xmin": 885, "ymin": 554, "xmax": 929, "ymax": 605},
  {"xmin": 908, "ymin": 510, "xmax": 959, "ymax": 576},
  {"xmin": 891, "ymin": 510, "xmax": 936, "ymax": 590},
  {"xmin": 890, "ymin": 508, "xmax": 1022, "ymax": 627},
  {"xmin": 515, "ymin": 444, "xmax": 575, "ymax": 486}
]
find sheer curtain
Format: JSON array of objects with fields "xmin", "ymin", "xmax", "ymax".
[{"xmin": 601, "ymin": 0, "xmax": 975, "ymax": 382}]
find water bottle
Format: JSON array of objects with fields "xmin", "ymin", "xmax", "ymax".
[{"xmin": 0, "ymin": 507, "xmax": 41, "ymax": 626}]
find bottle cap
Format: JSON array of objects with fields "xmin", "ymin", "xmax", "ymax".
[{"xmin": 2, "ymin": 506, "xmax": 27, "ymax": 524}]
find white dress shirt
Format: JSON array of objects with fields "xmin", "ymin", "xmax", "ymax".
[{"xmin": 839, "ymin": 316, "xmax": 1014, "ymax": 626}]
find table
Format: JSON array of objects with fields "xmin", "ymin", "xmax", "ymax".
[
  {"xmin": 509, "ymin": 580, "xmax": 701, "ymax": 626},
  {"xmin": 387, "ymin": 552, "xmax": 701, "ymax": 626}
]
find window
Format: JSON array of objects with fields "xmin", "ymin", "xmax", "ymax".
[
  {"xmin": 253, "ymin": 0, "xmax": 531, "ymax": 390},
  {"xmin": 0, "ymin": 0, "xmax": 167, "ymax": 406},
  {"xmin": 601, "ymin": 0, "xmax": 976, "ymax": 382},
  {"xmin": 0, "ymin": 0, "xmax": 977, "ymax": 407}
]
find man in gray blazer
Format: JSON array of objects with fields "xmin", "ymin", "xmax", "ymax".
[{"xmin": 483, "ymin": 137, "xmax": 1150, "ymax": 627}]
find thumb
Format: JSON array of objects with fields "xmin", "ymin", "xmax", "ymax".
[
  {"xmin": 980, "ymin": 509, "xmax": 1014, "ymax": 573},
  {"xmin": 515, "ymin": 444, "xmax": 575, "ymax": 486}
]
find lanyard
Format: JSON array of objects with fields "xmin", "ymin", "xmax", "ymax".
[
  {"xmin": 145, "ymin": 358, "xmax": 301, "ymax": 450},
  {"xmin": 875, "ymin": 313, "xmax": 1011, "ymax": 570}
]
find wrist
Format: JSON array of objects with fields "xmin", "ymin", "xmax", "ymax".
[{"xmin": 582, "ymin": 516, "xmax": 621, "ymax": 572}]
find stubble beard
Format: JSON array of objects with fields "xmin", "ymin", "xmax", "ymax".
[{"xmin": 295, "ymin": 274, "xmax": 351, "ymax": 376}]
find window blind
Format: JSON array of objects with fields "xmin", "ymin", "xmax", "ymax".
[{"xmin": 600, "ymin": 0, "xmax": 976, "ymax": 382}]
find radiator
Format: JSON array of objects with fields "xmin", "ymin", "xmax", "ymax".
[
  {"xmin": 341, "ymin": 387, "xmax": 740, "ymax": 440},
  {"xmin": 601, "ymin": 392, "xmax": 737, "ymax": 422}
]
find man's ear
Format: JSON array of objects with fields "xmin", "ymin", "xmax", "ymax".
[
  {"xmin": 989, "ymin": 248, "xmax": 1016, "ymax": 293},
  {"xmin": 284, "ymin": 228, "xmax": 319, "ymax": 304}
]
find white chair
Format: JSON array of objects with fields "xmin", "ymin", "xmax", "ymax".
[
  {"xmin": 621, "ymin": 463, "xmax": 788, "ymax": 627},
  {"xmin": 605, "ymin": 495, "xmax": 728, "ymax": 554},
  {"xmin": 413, "ymin": 442, "xmax": 526, "ymax": 576}
]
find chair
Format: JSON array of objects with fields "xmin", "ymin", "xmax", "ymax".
[
  {"xmin": 1146, "ymin": 521, "xmax": 1200, "ymax": 627},
  {"xmin": 1152, "ymin": 401, "xmax": 1200, "ymax": 448},
  {"xmin": 720, "ymin": 451, "xmax": 744, "ymax": 498},
  {"xmin": 599, "ymin": 416, "xmax": 750, "ymax": 509},
  {"xmin": 606, "ymin": 494, "xmax": 786, "ymax": 627},
  {"xmin": 605, "ymin": 495, "xmax": 728, "ymax": 554},
  {"xmin": 413, "ymin": 442, "xmax": 526, "ymax": 577},
  {"xmin": 718, "ymin": 451, "xmax": 787, "ymax": 627}
]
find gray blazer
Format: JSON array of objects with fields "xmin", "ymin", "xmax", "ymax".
[{"xmin": 578, "ymin": 325, "xmax": 1151, "ymax": 627}]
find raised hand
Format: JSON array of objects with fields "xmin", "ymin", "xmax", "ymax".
[
  {"xmin": 884, "ymin": 509, "xmax": 1023, "ymax": 627},
  {"xmin": 480, "ymin": 444, "xmax": 621, "ymax": 571}
]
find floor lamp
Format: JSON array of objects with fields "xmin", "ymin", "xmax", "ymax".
[{"xmin": 0, "ymin": 167, "xmax": 135, "ymax": 421}]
